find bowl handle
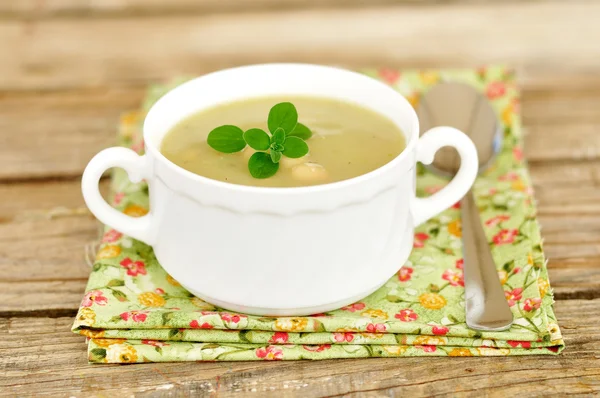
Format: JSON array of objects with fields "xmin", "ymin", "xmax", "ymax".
[
  {"xmin": 82, "ymin": 147, "xmax": 156, "ymax": 245},
  {"xmin": 412, "ymin": 126, "xmax": 478, "ymax": 226}
]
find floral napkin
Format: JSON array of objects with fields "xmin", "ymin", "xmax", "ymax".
[{"xmin": 73, "ymin": 66, "xmax": 564, "ymax": 363}]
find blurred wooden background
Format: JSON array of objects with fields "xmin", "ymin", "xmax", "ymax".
[{"xmin": 1, "ymin": 0, "xmax": 599, "ymax": 396}]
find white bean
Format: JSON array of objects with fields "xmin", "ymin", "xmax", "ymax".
[{"xmin": 292, "ymin": 162, "xmax": 328, "ymax": 183}]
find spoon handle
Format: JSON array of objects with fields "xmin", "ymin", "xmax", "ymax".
[{"xmin": 461, "ymin": 189, "xmax": 513, "ymax": 331}]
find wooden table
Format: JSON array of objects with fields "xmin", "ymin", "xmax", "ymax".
[{"xmin": 1, "ymin": 1, "xmax": 599, "ymax": 396}]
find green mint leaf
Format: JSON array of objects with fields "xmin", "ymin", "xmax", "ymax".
[
  {"xmin": 282, "ymin": 136, "xmax": 309, "ymax": 158},
  {"xmin": 271, "ymin": 127, "xmax": 286, "ymax": 145},
  {"xmin": 270, "ymin": 150, "xmax": 282, "ymax": 163},
  {"xmin": 248, "ymin": 152, "xmax": 279, "ymax": 179},
  {"xmin": 267, "ymin": 102, "xmax": 298, "ymax": 134},
  {"xmin": 288, "ymin": 123, "xmax": 312, "ymax": 140},
  {"xmin": 207, "ymin": 125, "xmax": 246, "ymax": 153},
  {"xmin": 243, "ymin": 128, "xmax": 270, "ymax": 151}
]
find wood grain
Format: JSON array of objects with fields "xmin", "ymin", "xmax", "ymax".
[
  {"xmin": 1, "ymin": 0, "xmax": 599, "ymax": 394},
  {"xmin": 0, "ymin": 1, "xmax": 597, "ymax": 91},
  {"xmin": 1, "ymin": 299, "xmax": 599, "ymax": 397}
]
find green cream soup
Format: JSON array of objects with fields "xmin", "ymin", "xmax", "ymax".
[{"xmin": 160, "ymin": 96, "xmax": 406, "ymax": 187}]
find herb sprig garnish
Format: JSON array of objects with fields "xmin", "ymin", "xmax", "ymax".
[{"xmin": 207, "ymin": 102, "xmax": 312, "ymax": 179}]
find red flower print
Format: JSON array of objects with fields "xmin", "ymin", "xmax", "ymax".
[
  {"xmin": 507, "ymin": 340, "xmax": 531, "ymax": 349},
  {"xmin": 113, "ymin": 192, "xmax": 125, "ymax": 205},
  {"xmin": 485, "ymin": 215, "xmax": 510, "ymax": 228},
  {"xmin": 378, "ymin": 69, "xmax": 401, "ymax": 85},
  {"xmin": 452, "ymin": 201, "xmax": 461, "ymax": 209},
  {"xmin": 333, "ymin": 332, "xmax": 354, "ymax": 343},
  {"xmin": 131, "ymin": 139, "xmax": 145, "ymax": 154},
  {"xmin": 505, "ymin": 288, "xmax": 523, "ymax": 306},
  {"xmin": 200, "ymin": 311, "xmax": 218, "ymax": 316},
  {"xmin": 81, "ymin": 290, "xmax": 108, "ymax": 307},
  {"xmin": 499, "ymin": 171, "xmax": 519, "ymax": 181},
  {"xmin": 523, "ymin": 298, "xmax": 542, "ymax": 312},
  {"xmin": 142, "ymin": 340, "xmax": 168, "ymax": 347},
  {"xmin": 303, "ymin": 344, "xmax": 331, "ymax": 352},
  {"xmin": 442, "ymin": 269, "xmax": 464, "ymax": 287},
  {"xmin": 417, "ymin": 345, "xmax": 437, "ymax": 353},
  {"xmin": 154, "ymin": 288, "xmax": 165, "ymax": 295},
  {"xmin": 189, "ymin": 320, "xmax": 213, "ymax": 329},
  {"xmin": 366, "ymin": 323, "xmax": 387, "ymax": 333},
  {"xmin": 413, "ymin": 232, "xmax": 429, "ymax": 248},
  {"xmin": 455, "ymin": 259, "xmax": 464, "ymax": 269},
  {"xmin": 341, "ymin": 302, "xmax": 366, "ymax": 312},
  {"xmin": 432, "ymin": 326, "xmax": 449, "ymax": 335},
  {"xmin": 397, "ymin": 266, "xmax": 413, "ymax": 282},
  {"xmin": 395, "ymin": 309, "xmax": 418, "ymax": 322},
  {"xmin": 119, "ymin": 258, "xmax": 147, "ymax": 277},
  {"xmin": 120, "ymin": 310, "xmax": 148, "ymax": 323},
  {"xmin": 513, "ymin": 147, "xmax": 523, "ymax": 162},
  {"xmin": 488, "ymin": 188, "xmax": 498, "ymax": 196},
  {"xmin": 547, "ymin": 346, "xmax": 560, "ymax": 353},
  {"xmin": 424, "ymin": 185, "xmax": 442, "ymax": 194},
  {"xmin": 513, "ymin": 267, "xmax": 521, "ymax": 274},
  {"xmin": 269, "ymin": 332, "xmax": 289, "ymax": 344},
  {"xmin": 486, "ymin": 81, "xmax": 506, "ymax": 99},
  {"xmin": 221, "ymin": 313, "xmax": 246, "ymax": 324},
  {"xmin": 102, "ymin": 229, "xmax": 123, "ymax": 243},
  {"xmin": 493, "ymin": 229, "xmax": 518, "ymax": 245},
  {"xmin": 256, "ymin": 345, "xmax": 283, "ymax": 360}
]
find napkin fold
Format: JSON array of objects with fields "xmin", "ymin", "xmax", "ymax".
[{"xmin": 73, "ymin": 66, "xmax": 564, "ymax": 363}]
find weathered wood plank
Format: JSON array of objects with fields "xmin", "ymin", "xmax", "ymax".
[
  {"xmin": 0, "ymin": 87, "xmax": 599, "ymax": 180},
  {"xmin": 0, "ymin": 88, "xmax": 145, "ymax": 180},
  {"xmin": 1, "ymin": 299, "xmax": 598, "ymax": 396},
  {"xmin": 0, "ymin": 0, "xmax": 429, "ymax": 18},
  {"xmin": 0, "ymin": 2, "xmax": 598, "ymax": 91}
]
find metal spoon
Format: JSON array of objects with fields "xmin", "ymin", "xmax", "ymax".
[{"xmin": 416, "ymin": 82, "xmax": 513, "ymax": 331}]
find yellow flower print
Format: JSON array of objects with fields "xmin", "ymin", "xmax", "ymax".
[
  {"xmin": 335, "ymin": 327, "xmax": 359, "ymax": 333},
  {"xmin": 382, "ymin": 345, "xmax": 409, "ymax": 356},
  {"xmin": 75, "ymin": 307, "xmax": 96, "ymax": 327},
  {"xmin": 361, "ymin": 309, "xmax": 389, "ymax": 320},
  {"xmin": 124, "ymin": 205, "xmax": 148, "ymax": 217},
  {"xmin": 406, "ymin": 92, "xmax": 420, "ymax": 108},
  {"xmin": 166, "ymin": 274, "xmax": 181, "ymax": 286},
  {"xmin": 191, "ymin": 297, "xmax": 216, "ymax": 310},
  {"xmin": 502, "ymin": 102, "xmax": 514, "ymax": 126},
  {"xmin": 528, "ymin": 253, "xmax": 534, "ymax": 266},
  {"xmin": 497, "ymin": 270, "xmax": 508, "ymax": 285},
  {"xmin": 274, "ymin": 317, "xmax": 309, "ymax": 332},
  {"xmin": 477, "ymin": 347, "xmax": 510, "ymax": 356},
  {"xmin": 538, "ymin": 277, "xmax": 550, "ymax": 298},
  {"xmin": 96, "ymin": 245, "xmax": 121, "ymax": 260},
  {"xmin": 548, "ymin": 323, "xmax": 561, "ymax": 341},
  {"xmin": 448, "ymin": 348, "xmax": 473, "ymax": 357},
  {"xmin": 448, "ymin": 220, "xmax": 462, "ymax": 237},
  {"xmin": 511, "ymin": 180, "xmax": 526, "ymax": 192},
  {"xmin": 105, "ymin": 343, "xmax": 138, "ymax": 363},
  {"xmin": 414, "ymin": 336, "xmax": 446, "ymax": 346},
  {"xmin": 419, "ymin": 71, "xmax": 440, "ymax": 85},
  {"xmin": 79, "ymin": 328, "xmax": 105, "ymax": 338},
  {"xmin": 93, "ymin": 338, "xmax": 126, "ymax": 347},
  {"xmin": 119, "ymin": 111, "xmax": 141, "ymax": 139},
  {"xmin": 138, "ymin": 292, "xmax": 166, "ymax": 307},
  {"xmin": 419, "ymin": 293, "xmax": 447, "ymax": 310}
]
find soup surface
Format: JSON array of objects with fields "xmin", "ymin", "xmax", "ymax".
[{"xmin": 160, "ymin": 96, "xmax": 406, "ymax": 187}]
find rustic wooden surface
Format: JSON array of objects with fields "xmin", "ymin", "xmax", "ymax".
[{"xmin": 0, "ymin": 0, "xmax": 599, "ymax": 396}]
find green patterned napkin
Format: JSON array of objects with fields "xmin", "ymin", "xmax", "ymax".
[{"xmin": 73, "ymin": 66, "xmax": 564, "ymax": 363}]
